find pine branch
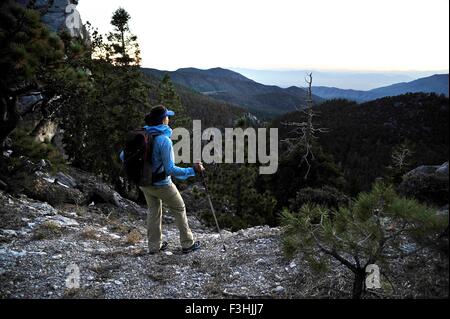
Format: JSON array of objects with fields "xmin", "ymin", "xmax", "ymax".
[{"xmin": 311, "ymin": 226, "xmax": 357, "ymax": 273}]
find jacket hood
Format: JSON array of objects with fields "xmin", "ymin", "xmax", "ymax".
[{"xmin": 143, "ymin": 124, "xmax": 172, "ymax": 138}]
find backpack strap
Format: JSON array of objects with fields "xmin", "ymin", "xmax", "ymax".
[
  {"xmin": 153, "ymin": 162, "xmax": 163, "ymax": 173},
  {"xmin": 145, "ymin": 132, "xmax": 168, "ymax": 184},
  {"xmin": 144, "ymin": 132, "xmax": 161, "ymax": 162},
  {"xmin": 143, "ymin": 132, "xmax": 150, "ymax": 162}
]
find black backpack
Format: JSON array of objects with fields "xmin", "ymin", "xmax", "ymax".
[{"xmin": 122, "ymin": 129, "xmax": 167, "ymax": 186}]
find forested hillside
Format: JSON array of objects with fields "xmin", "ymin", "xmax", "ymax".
[{"xmin": 273, "ymin": 93, "xmax": 449, "ymax": 195}]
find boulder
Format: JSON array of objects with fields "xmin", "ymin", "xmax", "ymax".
[
  {"xmin": 24, "ymin": 178, "xmax": 88, "ymax": 206},
  {"xmin": 55, "ymin": 172, "xmax": 78, "ymax": 188},
  {"xmin": 404, "ymin": 165, "xmax": 441, "ymax": 177},
  {"xmin": 404, "ymin": 162, "xmax": 449, "ymax": 178},
  {"xmin": 436, "ymin": 162, "xmax": 449, "ymax": 176},
  {"xmin": 399, "ymin": 162, "xmax": 449, "ymax": 206},
  {"xmin": 65, "ymin": 168, "xmax": 146, "ymax": 217},
  {"xmin": 14, "ymin": 162, "xmax": 146, "ymax": 217}
]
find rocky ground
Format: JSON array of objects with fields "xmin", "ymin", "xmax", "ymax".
[
  {"xmin": 0, "ymin": 186, "xmax": 302, "ymax": 299},
  {"xmin": 0, "ymin": 165, "xmax": 448, "ymax": 299}
]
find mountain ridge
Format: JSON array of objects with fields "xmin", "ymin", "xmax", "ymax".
[
  {"xmin": 143, "ymin": 72, "xmax": 246, "ymax": 127},
  {"xmin": 232, "ymin": 68, "xmax": 446, "ymax": 90},
  {"xmin": 313, "ymin": 74, "xmax": 449, "ymax": 102},
  {"xmin": 143, "ymin": 68, "xmax": 448, "ymax": 114},
  {"xmin": 142, "ymin": 67, "xmax": 323, "ymax": 119}
]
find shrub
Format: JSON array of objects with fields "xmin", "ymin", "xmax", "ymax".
[
  {"xmin": 10, "ymin": 129, "xmax": 67, "ymax": 173},
  {"xmin": 205, "ymin": 163, "xmax": 278, "ymax": 231},
  {"xmin": 80, "ymin": 227, "xmax": 101, "ymax": 240},
  {"xmin": 33, "ymin": 221, "xmax": 63, "ymax": 240}
]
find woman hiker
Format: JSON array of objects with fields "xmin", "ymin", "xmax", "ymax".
[{"xmin": 121, "ymin": 105, "xmax": 204, "ymax": 254}]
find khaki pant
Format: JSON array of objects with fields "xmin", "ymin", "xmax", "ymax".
[{"xmin": 140, "ymin": 183, "xmax": 194, "ymax": 253}]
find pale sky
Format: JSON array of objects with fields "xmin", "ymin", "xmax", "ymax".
[{"xmin": 77, "ymin": 0, "xmax": 449, "ymax": 72}]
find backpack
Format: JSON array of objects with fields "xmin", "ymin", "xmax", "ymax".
[{"xmin": 122, "ymin": 129, "xmax": 167, "ymax": 186}]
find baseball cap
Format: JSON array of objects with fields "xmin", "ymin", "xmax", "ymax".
[
  {"xmin": 165, "ymin": 109, "xmax": 175, "ymax": 117},
  {"xmin": 145, "ymin": 105, "xmax": 175, "ymax": 125}
]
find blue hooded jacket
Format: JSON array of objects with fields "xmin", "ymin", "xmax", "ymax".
[{"xmin": 120, "ymin": 125, "xmax": 195, "ymax": 186}]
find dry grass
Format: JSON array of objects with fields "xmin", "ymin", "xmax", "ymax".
[
  {"xmin": 125, "ymin": 229, "xmax": 143, "ymax": 245},
  {"xmin": 32, "ymin": 221, "xmax": 63, "ymax": 240},
  {"xmin": 79, "ymin": 227, "xmax": 101, "ymax": 240},
  {"xmin": 109, "ymin": 220, "xmax": 130, "ymax": 235}
]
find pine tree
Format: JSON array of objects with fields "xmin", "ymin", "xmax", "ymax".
[
  {"xmin": 205, "ymin": 163, "xmax": 277, "ymax": 231},
  {"xmin": 105, "ymin": 8, "xmax": 141, "ymax": 66},
  {"xmin": 281, "ymin": 181, "xmax": 447, "ymax": 299},
  {"xmin": 204, "ymin": 119, "xmax": 277, "ymax": 230},
  {"xmin": 157, "ymin": 74, "xmax": 190, "ymax": 129},
  {"xmin": 262, "ymin": 140, "xmax": 346, "ymax": 208}
]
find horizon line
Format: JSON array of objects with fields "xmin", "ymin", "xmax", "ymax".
[{"xmin": 141, "ymin": 65, "xmax": 450, "ymax": 74}]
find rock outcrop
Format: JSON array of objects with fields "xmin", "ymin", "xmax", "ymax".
[
  {"xmin": 31, "ymin": 119, "xmax": 59, "ymax": 143},
  {"xmin": 10, "ymin": 158, "xmax": 147, "ymax": 217},
  {"xmin": 17, "ymin": 0, "xmax": 89, "ymax": 40},
  {"xmin": 399, "ymin": 162, "xmax": 449, "ymax": 206}
]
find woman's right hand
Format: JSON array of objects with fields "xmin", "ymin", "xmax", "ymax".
[{"xmin": 194, "ymin": 162, "xmax": 205, "ymax": 174}]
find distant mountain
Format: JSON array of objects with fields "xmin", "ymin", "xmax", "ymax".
[
  {"xmin": 142, "ymin": 67, "xmax": 322, "ymax": 119},
  {"xmin": 232, "ymin": 68, "xmax": 431, "ymax": 90},
  {"xmin": 143, "ymin": 72, "xmax": 246, "ymax": 127},
  {"xmin": 369, "ymin": 74, "xmax": 449, "ymax": 97},
  {"xmin": 313, "ymin": 74, "xmax": 449, "ymax": 102}
]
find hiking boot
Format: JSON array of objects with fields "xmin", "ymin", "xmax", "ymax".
[
  {"xmin": 148, "ymin": 241, "xmax": 169, "ymax": 255},
  {"xmin": 160, "ymin": 241, "xmax": 169, "ymax": 252},
  {"xmin": 182, "ymin": 241, "xmax": 201, "ymax": 254}
]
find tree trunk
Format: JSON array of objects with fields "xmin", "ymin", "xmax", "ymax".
[
  {"xmin": 121, "ymin": 30, "xmax": 125, "ymax": 56},
  {"xmin": 352, "ymin": 269, "xmax": 365, "ymax": 299}
]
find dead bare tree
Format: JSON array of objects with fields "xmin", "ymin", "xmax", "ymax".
[
  {"xmin": 391, "ymin": 141, "xmax": 413, "ymax": 171},
  {"xmin": 282, "ymin": 73, "xmax": 329, "ymax": 179}
]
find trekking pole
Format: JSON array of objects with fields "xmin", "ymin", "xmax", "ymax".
[{"xmin": 200, "ymin": 171, "xmax": 227, "ymax": 252}]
